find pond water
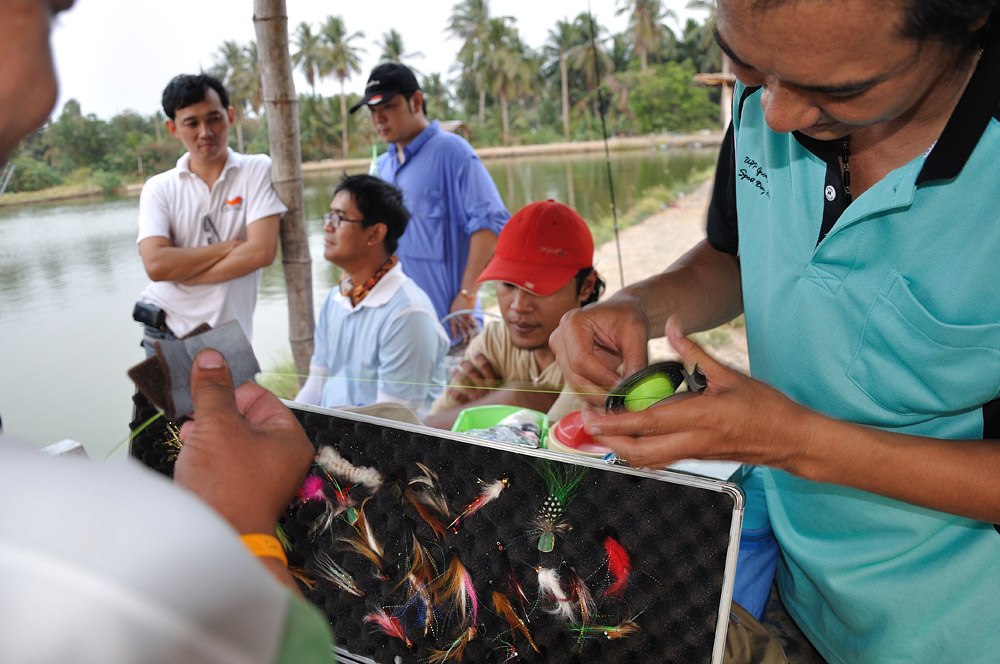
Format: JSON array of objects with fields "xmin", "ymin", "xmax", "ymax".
[{"xmin": 0, "ymin": 146, "xmax": 717, "ymax": 460}]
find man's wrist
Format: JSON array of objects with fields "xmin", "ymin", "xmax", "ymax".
[{"xmin": 240, "ymin": 533, "xmax": 288, "ymax": 566}]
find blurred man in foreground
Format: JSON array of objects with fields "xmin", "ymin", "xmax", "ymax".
[{"xmin": 0, "ymin": 2, "xmax": 333, "ymax": 661}]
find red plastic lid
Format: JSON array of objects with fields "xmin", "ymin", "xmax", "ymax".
[{"xmin": 549, "ymin": 411, "xmax": 612, "ymax": 454}]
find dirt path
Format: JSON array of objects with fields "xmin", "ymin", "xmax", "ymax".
[{"xmin": 591, "ymin": 179, "xmax": 749, "ymax": 374}]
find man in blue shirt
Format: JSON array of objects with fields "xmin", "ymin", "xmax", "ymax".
[
  {"xmin": 350, "ymin": 63, "xmax": 509, "ymax": 344},
  {"xmin": 294, "ymin": 175, "xmax": 448, "ymax": 419}
]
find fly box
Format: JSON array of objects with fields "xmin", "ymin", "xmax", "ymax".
[{"xmin": 130, "ymin": 396, "xmax": 744, "ymax": 664}]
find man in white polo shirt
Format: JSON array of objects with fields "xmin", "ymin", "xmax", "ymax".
[{"xmin": 134, "ymin": 74, "xmax": 286, "ymax": 352}]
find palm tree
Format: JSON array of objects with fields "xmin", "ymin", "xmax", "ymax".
[
  {"xmin": 480, "ymin": 17, "xmax": 534, "ymax": 146},
  {"xmin": 319, "ymin": 16, "xmax": 365, "ymax": 158},
  {"xmin": 243, "ymin": 42, "xmax": 263, "ymax": 117},
  {"xmin": 684, "ymin": 0, "xmax": 722, "ymax": 72},
  {"xmin": 565, "ymin": 13, "xmax": 614, "ymax": 129},
  {"xmin": 211, "ymin": 40, "xmax": 259, "ymax": 152},
  {"xmin": 616, "ymin": 0, "xmax": 676, "ymax": 72},
  {"xmin": 544, "ymin": 18, "xmax": 585, "ymax": 141},
  {"xmin": 685, "ymin": 0, "xmax": 730, "ymax": 126},
  {"xmin": 446, "ymin": 0, "xmax": 491, "ymax": 123},
  {"xmin": 291, "ymin": 21, "xmax": 323, "ymax": 97},
  {"xmin": 377, "ymin": 28, "xmax": 424, "ymax": 64},
  {"xmin": 420, "ymin": 72, "xmax": 455, "ymax": 119},
  {"xmin": 253, "ymin": 0, "xmax": 314, "ymax": 381}
]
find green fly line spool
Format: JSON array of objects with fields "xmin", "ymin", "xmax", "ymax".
[{"xmin": 605, "ymin": 361, "xmax": 687, "ymax": 413}]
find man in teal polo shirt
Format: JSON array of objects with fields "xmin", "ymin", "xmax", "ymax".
[{"xmin": 552, "ymin": 1, "xmax": 1000, "ymax": 663}]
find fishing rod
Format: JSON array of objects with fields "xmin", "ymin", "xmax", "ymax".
[
  {"xmin": 586, "ymin": 1, "xmax": 626, "ymax": 290},
  {"xmin": 0, "ymin": 162, "xmax": 15, "ymax": 200}
]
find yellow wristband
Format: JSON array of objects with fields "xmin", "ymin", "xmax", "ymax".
[
  {"xmin": 459, "ymin": 288, "xmax": 476, "ymax": 304},
  {"xmin": 240, "ymin": 533, "xmax": 288, "ymax": 567}
]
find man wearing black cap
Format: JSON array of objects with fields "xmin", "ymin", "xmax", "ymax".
[{"xmin": 350, "ymin": 62, "xmax": 509, "ymax": 344}]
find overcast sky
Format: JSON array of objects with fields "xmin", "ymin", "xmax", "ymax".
[{"xmin": 49, "ymin": 0, "xmax": 706, "ymax": 120}]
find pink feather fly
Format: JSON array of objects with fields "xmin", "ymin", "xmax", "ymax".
[
  {"xmin": 448, "ymin": 478, "xmax": 508, "ymax": 529},
  {"xmin": 603, "ymin": 534, "xmax": 631, "ymax": 598},
  {"xmin": 296, "ymin": 474, "xmax": 326, "ymax": 502},
  {"xmin": 364, "ymin": 608, "xmax": 413, "ymax": 648},
  {"xmin": 430, "ymin": 553, "xmax": 479, "ymax": 626}
]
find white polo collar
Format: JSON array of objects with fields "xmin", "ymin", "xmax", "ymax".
[{"xmin": 176, "ymin": 147, "xmax": 241, "ymax": 179}]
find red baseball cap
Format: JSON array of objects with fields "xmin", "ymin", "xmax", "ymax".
[{"xmin": 477, "ymin": 200, "xmax": 594, "ymax": 296}]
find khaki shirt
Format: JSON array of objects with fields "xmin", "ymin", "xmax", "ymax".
[{"xmin": 429, "ymin": 320, "xmax": 584, "ymax": 421}]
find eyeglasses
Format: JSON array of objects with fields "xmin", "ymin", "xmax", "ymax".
[{"xmin": 323, "ymin": 211, "xmax": 364, "ymax": 228}]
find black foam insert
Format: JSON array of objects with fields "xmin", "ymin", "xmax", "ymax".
[{"xmin": 129, "ymin": 398, "xmax": 738, "ymax": 663}]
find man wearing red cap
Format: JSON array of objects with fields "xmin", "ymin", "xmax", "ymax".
[{"xmin": 424, "ymin": 200, "xmax": 603, "ymax": 430}]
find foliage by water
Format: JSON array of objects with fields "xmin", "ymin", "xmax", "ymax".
[{"xmin": 7, "ymin": 4, "xmax": 725, "ymax": 193}]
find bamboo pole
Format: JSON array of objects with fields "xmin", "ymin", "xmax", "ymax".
[{"xmin": 253, "ymin": 0, "xmax": 314, "ymax": 384}]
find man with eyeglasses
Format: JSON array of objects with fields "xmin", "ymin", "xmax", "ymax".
[
  {"xmin": 294, "ymin": 174, "xmax": 449, "ymax": 419},
  {"xmin": 133, "ymin": 73, "xmax": 285, "ymax": 353}
]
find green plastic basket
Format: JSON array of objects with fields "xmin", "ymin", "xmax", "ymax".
[{"xmin": 450, "ymin": 404, "xmax": 549, "ymax": 446}]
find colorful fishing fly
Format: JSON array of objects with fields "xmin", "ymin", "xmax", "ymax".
[
  {"xmin": 602, "ymin": 531, "xmax": 631, "ymax": 598},
  {"xmin": 531, "ymin": 461, "xmax": 588, "ymax": 552},
  {"xmin": 448, "ymin": 477, "xmax": 508, "ymax": 529},
  {"xmin": 496, "ymin": 543, "xmax": 529, "ymax": 614},
  {"xmin": 567, "ymin": 566, "xmax": 596, "ymax": 625},
  {"xmin": 426, "ymin": 626, "xmax": 477, "ymax": 663},
  {"xmin": 337, "ymin": 497, "xmax": 394, "ymax": 579},
  {"xmin": 309, "ymin": 550, "xmax": 365, "ymax": 597},
  {"xmin": 492, "ymin": 591, "xmax": 540, "ymax": 654},
  {"xmin": 537, "ymin": 567, "xmax": 575, "ymax": 622},
  {"xmin": 404, "ymin": 462, "xmax": 453, "ymax": 539},
  {"xmin": 364, "ymin": 608, "xmax": 413, "ymax": 648},
  {"xmin": 569, "ymin": 619, "xmax": 641, "ymax": 641},
  {"xmin": 429, "ymin": 552, "xmax": 479, "ymax": 627},
  {"xmin": 392, "ymin": 533, "xmax": 436, "ymax": 636}
]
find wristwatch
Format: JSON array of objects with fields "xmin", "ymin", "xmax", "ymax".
[{"xmin": 459, "ymin": 288, "xmax": 477, "ymax": 305}]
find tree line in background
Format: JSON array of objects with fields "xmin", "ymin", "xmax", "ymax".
[{"xmin": 7, "ymin": 0, "xmax": 723, "ymax": 194}]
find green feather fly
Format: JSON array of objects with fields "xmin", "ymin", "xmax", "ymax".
[{"xmin": 531, "ymin": 460, "xmax": 588, "ymax": 552}]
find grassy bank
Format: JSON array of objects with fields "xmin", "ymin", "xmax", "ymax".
[
  {"xmin": 0, "ymin": 180, "xmax": 143, "ymax": 207},
  {"xmin": 587, "ymin": 166, "xmax": 715, "ymax": 247},
  {"xmin": 259, "ymin": 361, "xmax": 304, "ymax": 401}
]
